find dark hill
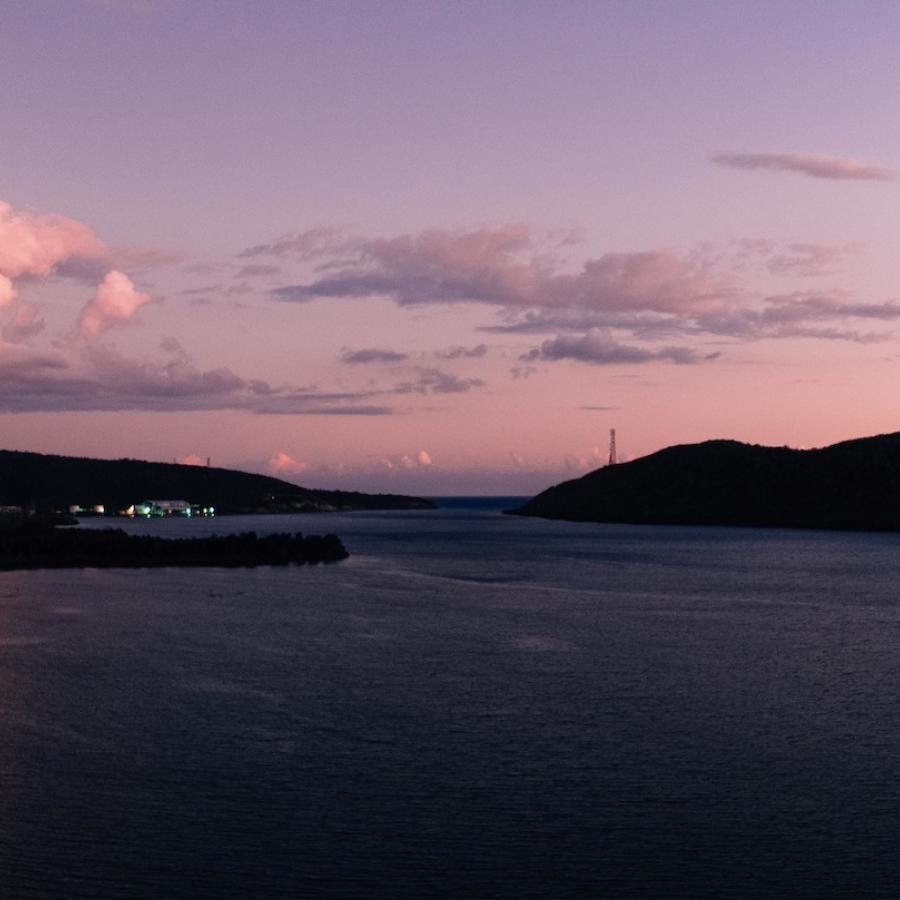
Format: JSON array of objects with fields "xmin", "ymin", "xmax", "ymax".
[
  {"xmin": 509, "ymin": 432, "xmax": 900, "ymax": 532},
  {"xmin": 0, "ymin": 449, "xmax": 432, "ymax": 515}
]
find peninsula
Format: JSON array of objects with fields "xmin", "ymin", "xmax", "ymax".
[
  {"xmin": 0, "ymin": 517, "xmax": 348, "ymax": 569},
  {"xmin": 509, "ymin": 432, "xmax": 900, "ymax": 533},
  {"xmin": 0, "ymin": 449, "xmax": 432, "ymax": 515}
]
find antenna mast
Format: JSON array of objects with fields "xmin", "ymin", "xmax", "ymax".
[{"xmin": 608, "ymin": 428, "xmax": 617, "ymax": 466}]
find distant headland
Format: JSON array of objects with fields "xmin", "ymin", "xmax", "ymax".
[
  {"xmin": 509, "ymin": 432, "xmax": 900, "ymax": 533},
  {"xmin": 0, "ymin": 449, "xmax": 432, "ymax": 516}
]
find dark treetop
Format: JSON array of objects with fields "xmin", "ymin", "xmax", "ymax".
[
  {"xmin": 509, "ymin": 432, "xmax": 900, "ymax": 532},
  {"xmin": 0, "ymin": 448, "xmax": 432, "ymax": 514}
]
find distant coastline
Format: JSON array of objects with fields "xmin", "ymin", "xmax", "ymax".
[{"xmin": 0, "ymin": 448, "xmax": 432, "ymax": 517}]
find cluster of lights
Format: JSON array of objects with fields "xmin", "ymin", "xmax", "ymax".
[{"xmin": 127, "ymin": 503, "xmax": 216, "ymax": 518}]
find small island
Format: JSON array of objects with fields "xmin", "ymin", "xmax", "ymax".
[
  {"xmin": 0, "ymin": 517, "xmax": 349, "ymax": 570},
  {"xmin": 509, "ymin": 432, "xmax": 900, "ymax": 533}
]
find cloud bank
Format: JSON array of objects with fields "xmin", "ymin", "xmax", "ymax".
[
  {"xmin": 0, "ymin": 337, "xmax": 406, "ymax": 415},
  {"xmin": 269, "ymin": 226, "xmax": 728, "ymax": 315},
  {"xmin": 253, "ymin": 225, "xmax": 899, "ymax": 354}
]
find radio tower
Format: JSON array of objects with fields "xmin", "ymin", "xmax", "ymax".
[{"xmin": 608, "ymin": 428, "xmax": 617, "ymax": 466}]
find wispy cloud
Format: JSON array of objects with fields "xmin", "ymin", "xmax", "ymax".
[
  {"xmin": 0, "ymin": 339, "xmax": 399, "ymax": 415},
  {"xmin": 434, "ymin": 343, "xmax": 488, "ymax": 359},
  {"xmin": 339, "ymin": 347, "xmax": 409, "ymax": 364},
  {"xmin": 237, "ymin": 226, "xmax": 346, "ymax": 259},
  {"xmin": 726, "ymin": 239, "xmax": 859, "ymax": 277},
  {"xmin": 522, "ymin": 329, "xmax": 718, "ymax": 365},
  {"xmin": 712, "ymin": 152, "xmax": 895, "ymax": 181},
  {"xmin": 392, "ymin": 367, "xmax": 484, "ymax": 395},
  {"xmin": 234, "ymin": 263, "xmax": 282, "ymax": 279},
  {"xmin": 481, "ymin": 310, "xmax": 674, "ymax": 335},
  {"xmin": 690, "ymin": 291, "xmax": 900, "ymax": 343}
]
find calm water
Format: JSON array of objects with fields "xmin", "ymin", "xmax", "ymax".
[{"xmin": 3, "ymin": 502, "xmax": 900, "ymax": 897}]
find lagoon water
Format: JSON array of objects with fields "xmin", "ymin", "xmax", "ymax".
[{"xmin": 3, "ymin": 500, "xmax": 900, "ymax": 897}]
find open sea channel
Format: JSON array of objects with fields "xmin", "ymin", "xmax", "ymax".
[{"xmin": 2, "ymin": 499, "xmax": 900, "ymax": 897}]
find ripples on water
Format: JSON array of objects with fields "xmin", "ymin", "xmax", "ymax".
[{"xmin": 3, "ymin": 503, "xmax": 900, "ymax": 897}]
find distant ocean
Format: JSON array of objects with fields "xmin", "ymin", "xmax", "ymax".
[{"xmin": 3, "ymin": 500, "xmax": 900, "ymax": 897}]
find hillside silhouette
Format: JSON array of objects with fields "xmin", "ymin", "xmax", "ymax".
[
  {"xmin": 0, "ymin": 449, "xmax": 431, "ymax": 514},
  {"xmin": 510, "ymin": 433, "xmax": 900, "ymax": 532}
]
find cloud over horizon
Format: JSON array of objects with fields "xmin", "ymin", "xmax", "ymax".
[{"xmin": 267, "ymin": 450, "xmax": 308, "ymax": 475}]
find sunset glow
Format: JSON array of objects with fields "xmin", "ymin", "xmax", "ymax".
[{"xmin": 3, "ymin": 1, "xmax": 900, "ymax": 492}]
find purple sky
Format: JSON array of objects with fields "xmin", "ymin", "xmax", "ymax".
[{"xmin": 2, "ymin": 0, "xmax": 900, "ymax": 493}]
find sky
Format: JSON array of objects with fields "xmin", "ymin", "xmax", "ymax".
[{"xmin": 2, "ymin": 0, "xmax": 900, "ymax": 494}]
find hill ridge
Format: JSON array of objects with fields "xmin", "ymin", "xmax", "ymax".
[
  {"xmin": 0, "ymin": 448, "xmax": 431, "ymax": 514},
  {"xmin": 510, "ymin": 431, "xmax": 900, "ymax": 532}
]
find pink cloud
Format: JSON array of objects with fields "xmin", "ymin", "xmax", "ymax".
[
  {"xmin": 0, "ymin": 200, "xmax": 105, "ymax": 280},
  {"xmin": 3, "ymin": 301, "xmax": 44, "ymax": 342},
  {"xmin": 388, "ymin": 450, "xmax": 435, "ymax": 471},
  {"xmin": 258, "ymin": 223, "xmax": 900, "ymax": 350},
  {"xmin": 78, "ymin": 270, "xmax": 153, "ymax": 338},
  {"xmin": 267, "ymin": 451, "xmax": 308, "ymax": 475},
  {"xmin": 271, "ymin": 225, "xmax": 731, "ymax": 315},
  {"xmin": 0, "ymin": 275, "xmax": 15, "ymax": 307},
  {"xmin": 0, "ymin": 199, "xmax": 169, "ymax": 346}
]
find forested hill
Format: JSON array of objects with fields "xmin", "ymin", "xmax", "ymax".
[
  {"xmin": 509, "ymin": 432, "xmax": 900, "ymax": 532},
  {"xmin": 0, "ymin": 449, "xmax": 432, "ymax": 514}
]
